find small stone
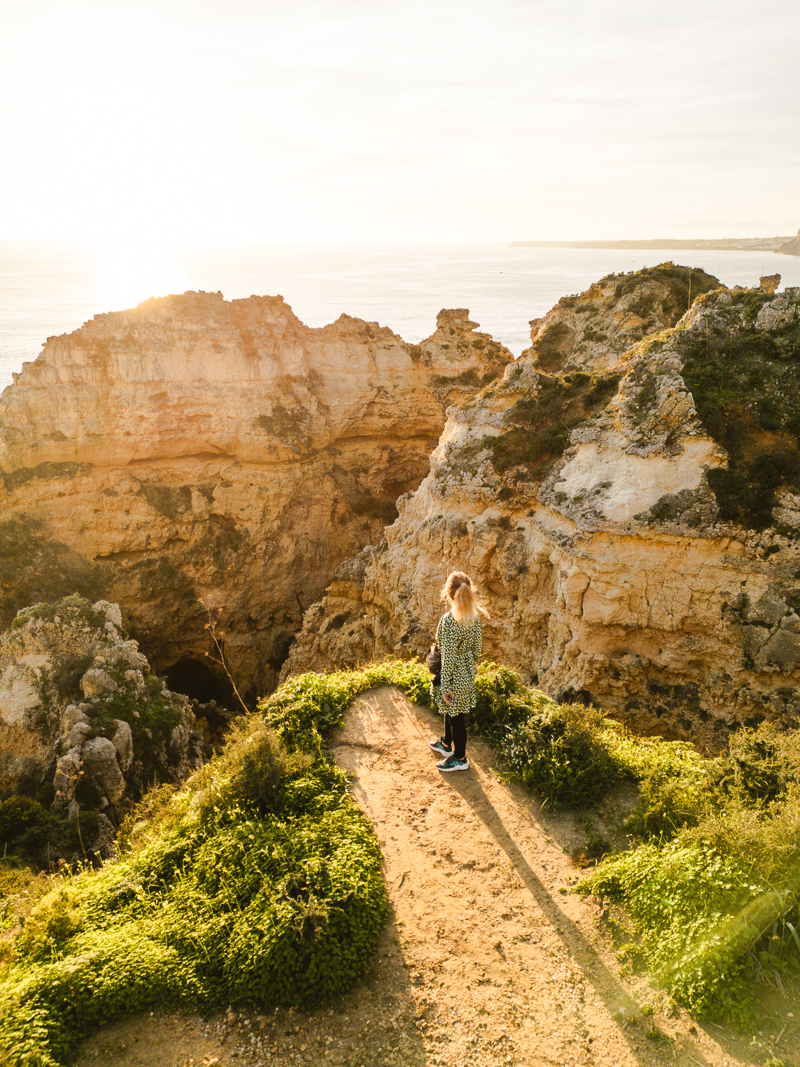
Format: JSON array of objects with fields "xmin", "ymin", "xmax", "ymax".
[{"xmin": 80, "ymin": 668, "xmax": 118, "ymax": 698}]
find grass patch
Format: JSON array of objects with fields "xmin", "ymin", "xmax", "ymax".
[{"xmin": 580, "ymin": 721, "xmax": 800, "ymax": 1021}]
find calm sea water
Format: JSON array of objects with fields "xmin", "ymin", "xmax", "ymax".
[{"xmin": 2, "ymin": 241, "xmax": 800, "ymax": 390}]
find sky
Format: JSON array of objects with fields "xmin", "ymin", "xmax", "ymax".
[{"xmin": 1, "ymin": 0, "xmax": 798, "ymax": 246}]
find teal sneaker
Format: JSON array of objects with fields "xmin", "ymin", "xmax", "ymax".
[
  {"xmin": 437, "ymin": 755, "xmax": 470, "ymax": 772},
  {"xmin": 429, "ymin": 738, "xmax": 453, "ymax": 756}
]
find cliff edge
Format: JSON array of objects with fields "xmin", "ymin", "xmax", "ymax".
[{"xmin": 283, "ymin": 265, "xmax": 800, "ymax": 750}]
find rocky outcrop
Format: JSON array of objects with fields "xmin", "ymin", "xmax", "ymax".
[
  {"xmin": 0, "ymin": 596, "xmax": 201, "ymax": 812},
  {"xmin": 760, "ymin": 274, "xmax": 781, "ymax": 293},
  {"xmin": 283, "ymin": 267, "xmax": 800, "ymax": 752},
  {"xmin": 0, "ymin": 294, "xmax": 510, "ymax": 700},
  {"xmin": 524, "ymin": 263, "xmax": 720, "ymax": 374},
  {"xmin": 778, "ymin": 228, "xmax": 800, "ymax": 256}
]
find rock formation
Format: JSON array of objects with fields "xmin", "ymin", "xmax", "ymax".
[
  {"xmin": 283, "ymin": 266, "xmax": 800, "ymax": 752},
  {"xmin": 525, "ymin": 262, "xmax": 720, "ymax": 374},
  {"xmin": 778, "ymin": 228, "xmax": 800, "ymax": 256},
  {"xmin": 0, "ymin": 293, "xmax": 510, "ymax": 700},
  {"xmin": 0, "ymin": 596, "xmax": 201, "ymax": 813},
  {"xmin": 760, "ymin": 274, "xmax": 781, "ymax": 294}
]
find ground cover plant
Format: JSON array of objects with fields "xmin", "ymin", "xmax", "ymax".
[
  {"xmin": 465, "ymin": 664, "xmax": 800, "ymax": 1021},
  {"xmin": 3, "ymin": 658, "xmax": 799, "ymax": 1064},
  {"xmin": 0, "ymin": 664, "xmax": 435, "ymax": 1067},
  {"xmin": 577, "ymin": 722, "xmax": 800, "ymax": 1022}
]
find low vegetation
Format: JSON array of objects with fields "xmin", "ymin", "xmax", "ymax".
[
  {"xmin": 0, "ymin": 663, "xmax": 430, "ymax": 1067},
  {"xmin": 461, "ymin": 663, "xmax": 800, "ymax": 1022},
  {"xmin": 486, "ymin": 370, "xmax": 620, "ymax": 479},
  {"xmin": 678, "ymin": 291, "xmax": 800, "ymax": 529},
  {"xmin": 2, "ymin": 658, "xmax": 799, "ymax": 1063},
  {"xmin": 611, "ymin": 262, "xmax": 720, "ymax": 317}
]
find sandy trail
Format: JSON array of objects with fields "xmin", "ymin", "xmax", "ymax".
[{"xmin": 78, "ymin": 688, "xmax": 795, "ymax": 1067}]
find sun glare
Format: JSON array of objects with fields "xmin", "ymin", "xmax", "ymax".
[{"xmin": 98, "ymin": 239, "xmax": 188, "ymax": 315}]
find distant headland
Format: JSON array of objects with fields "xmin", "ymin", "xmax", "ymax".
[{"xmin": 511, "ymin": 229, "xmax": 800, "ymax": 255}]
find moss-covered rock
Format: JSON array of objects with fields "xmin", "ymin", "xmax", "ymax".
[
  {"xmin": 524, "ymin": 262, "xmax": 721, "ymax": 375},
  {"xmin": 0, "ymin": 596, "xmax": 202, "ymax": 865}
]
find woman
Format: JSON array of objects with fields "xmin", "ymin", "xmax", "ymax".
[{"xmin": 429, "ymin": 571, "xmax": 487, "ymax": 772}]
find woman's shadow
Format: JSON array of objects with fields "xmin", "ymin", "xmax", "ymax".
[{"xmin": 438, "ymin": 758, "xmax": 717, "ymax": 1067}]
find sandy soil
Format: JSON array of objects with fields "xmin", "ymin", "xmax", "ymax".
[{"xmin": 76, "ymin": 687, "xmax": 799, "ymax": 1067}]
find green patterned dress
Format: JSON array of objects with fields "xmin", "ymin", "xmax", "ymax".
[{"xmin": 431, "ymin": 612, "xmax": 482, "ymax": 716}]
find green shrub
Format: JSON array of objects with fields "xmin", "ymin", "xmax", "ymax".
[
  {"xmin": 678, "ymin": 308, "xmax": 800, "ymax": 529},
  {"xmin": 580, "ymin": 722, "xmax": 800, "ymax": 1019},
  {"xmin": 500, "ymin": 702, "xmax": 621, "ymax": 806},
  {"xmin": 0, "ymin": 799, "xmax": 49, "ymax": 848},
  {"xmin": 714, "ymin": 723, "xmax": 800, "ymax": 807},
  {"xmin": 486, "ymin": 370, "xmax": 620, "ymax": 479},
  {"xmin": 471, "ymin": 662, "xmax": 539, "ymax": 745},
  {"xmin": 0, "ymin": 665, "xmax": 407, "ymax": 1066},
  {"xmin": 579, "ymin": 840, "xmax": 765, "ymax": 1020},
  {"xmin": 608, "ymin": 734, "xmax": 711, "ymax": 840},
  {"xmin": 612, "ymin": 263, "xmax": 720, "ymax": 313},
  {"xmin": 0, "ymin": 797, "xmax": 102, "ymax": 871},
  {"xmin": 261, "ymin": 659, "xmax": 432, "ymax": 751}
]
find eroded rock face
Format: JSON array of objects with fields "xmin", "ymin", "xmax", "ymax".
[
  {"xmin": 0, "ymin": 294, "xmax": 510, "ymax": 698},
  {"xmin": 0, "ymin": 596, "xmax": 202, "ymax": 809},
  {"xmin": 284, "ymin": 268, "xmax": 800, "ymax": 752}
]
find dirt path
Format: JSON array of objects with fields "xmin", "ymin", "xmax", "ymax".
[{"xmin": 77, "ymin": 688, "xmax": 798, "ymax": 1067}]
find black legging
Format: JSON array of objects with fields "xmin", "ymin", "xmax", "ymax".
[{"xmin": 442, "ymin": 713, "xmax": 467, "ymax": 759}]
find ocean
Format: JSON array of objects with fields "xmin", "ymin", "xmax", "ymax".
[{"xmin": 2, "ymin": 241, "xmax": 800, "ymax": 390}]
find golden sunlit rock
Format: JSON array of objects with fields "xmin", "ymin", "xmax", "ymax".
[{"xmin": 0, "ymin": 292, "xmax": 510, "ymax": 702}]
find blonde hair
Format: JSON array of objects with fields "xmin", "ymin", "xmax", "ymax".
[{"xmin": 440, "ymin": 571, "xmax": 488, "ymax": 625}]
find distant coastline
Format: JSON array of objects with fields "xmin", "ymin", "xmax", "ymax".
[{"xmin": 510, "ymin": 236, "xmax": 798, "ymax": 253}]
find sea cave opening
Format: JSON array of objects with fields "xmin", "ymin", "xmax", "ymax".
[{"xmin": 164, "ymin": 656, "xmax": 236, "ymax": 709}]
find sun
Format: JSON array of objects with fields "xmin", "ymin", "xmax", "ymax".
[{"xmin": 97, "ymin": 237, "xmax": 188, "ymax": 314}]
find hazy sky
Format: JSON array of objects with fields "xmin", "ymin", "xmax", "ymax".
[{"xmin": 2, "ymin": 0, "xmax": 798, "ymax": 245}]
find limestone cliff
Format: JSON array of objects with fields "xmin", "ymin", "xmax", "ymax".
[
  {"xmin": 283, "ymin": 266, "xmax": 800, "ymax": 751},
  {"xmin": 0, "ymin": 293, "xmax": 510, "ymax": 700}
]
